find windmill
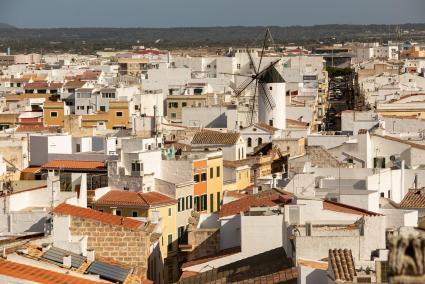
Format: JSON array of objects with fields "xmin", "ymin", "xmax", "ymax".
[{"xmin": 222, "ymin": 28, "xmax": 286, "ymax": 129}]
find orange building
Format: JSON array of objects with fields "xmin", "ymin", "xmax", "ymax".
[
  {"xmin": 43, "ymin": 101, "xmax": 68, "ymax": 127},
  {"xmin": 44, "ymin": 101, "xmax": 130, "ymax": 130},
  {"xmin": 193, "ymin": 158, "xmax": 208, "ymax": 212}
]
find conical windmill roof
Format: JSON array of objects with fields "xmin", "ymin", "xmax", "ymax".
[{"xmin": 259, "ymin": 66, "xmax": 285, "ymax": 84}]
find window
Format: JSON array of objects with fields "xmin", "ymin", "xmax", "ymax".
[
  {"xmin": 135, "ymin": 105, "xmax": 139, "ymax": 110},
  {"xmin": 132, "ymin": 211, "xmax": 138, "ymax": 217},
  {"xmin": 210, "ymin": 194, "xmax": 214, "ymax": 213},
  {"xmin": 168, "ymin": 208, "xmax": 172, "ymax": 216},
  {"xmin": 269, "ymin": 86, "xmax": 273, "ymax": 91},
  {"xmin": 178, "ymin": 226, "xmax": 185, "ymax": 244},
  {"xmin": 207, "ymin": 64, "xmax": 211, "ymax": 68},
  {"xmin": 186, "ymin": 196, "xmax": 192, "ymax": 210},
  {"xmin": 100, "ymin": 106, "xmax": 106, "ymax": 112},
  {"xmin": 269, "ymin": 120, "xmax": 273, "ymax": 126},
  {"xmin": 102, "ymin": 92, "xmax": 115, "ymax": 99},
  {"xmin": 178, "ymin": 198, "xmax": 181, "ymax": 212},
  {"xmin": 194, "ymin": 174, "xmax": 200, "ymax": 183},
  {"xmin": 237, "ymin": 64, "xmax": 241, "ymax": 69},
  {"xmin": 181, "ymin": 198, "xmax": 185, "ymax": 211},
  {"xmin": 210, "ymin": 167, "xmax": 213, "ymax": 179},
  {"xmin": 217, "ymin": 192, "xmax": 221, "ymax": 210},
  {"xmin": 168, "ymin": 102, "xmax": 178, "ymax": 108},
  {"xmin": 116, "ymin": 209, "xmax": 122, "ymax": 216},
  {"xmin": 77, "ymin": 106, "xmax": 84, "ymax": 110},
  {"xmin": 131, "ymin": 162, "xmax": 143, "ymax": 172},
  {"xmin": 116, "ymin": 112, "xmax": 123, "ymax": 117},
  {"xmin": 247, "ymin": 137, "xmax": 252, "ymax": 147},
  {"xmin": 201, "ymin": 172, "xmax": 207, "ymax": 181},
  {"xmin": 171, "ymin": 113, "xmax": 176, "ymax": 119},
  {"xmin": 194, "ymin": 196, "xmax": 200, "ymax": 211},
  {"xmin": 216, "ymin": 166, "xmax": 220, "ymax": 177},
  {"xmin": 182, "ymin": 102, "xmax": 187, "ymax": 107},
  {"xmin": 201, "ymin": 194, "xmax": 207, "ymax": 211},
  {"xmin": 167, "ymin": 234, "xmax": 173, "ymax": 252},
  {"xmin": 76, "ymin": 144, "xmax": 81, "ymax": 153},
  {"xmin": 50, "ymin": 111, "xmax": 58, "ymax": 118},
  {"xmin": 258, "ymin": 137, "xmax": 263, "ymax": 146}
]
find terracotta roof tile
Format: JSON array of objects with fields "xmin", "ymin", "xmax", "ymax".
[
  {"xmin": 323, "ymin": 199, "xmax": 382, "ymax": 216},
  {"xmin": 16, "ymin": 125, "xmax": 62, "ymax": 133},
  {"xmin": 95, "ymin": 191, "xmax": 177, "ymax": 207},
  {"xmin": 192, "ymin": 130, "xmax": 240, "ymax": 145},
  {"xmin": 181, "ymin": 246, "xmax": 241, "ymax": 268},
  {"xmin": 297, "ymin": 258, "xmax": 328, "ymax": 270},
  {"xmin": 328, "ymin": 249, "xmax": 356, "ymax": 282},
  {"xmin": 41, "ymin": 160, "xmax": 106, "ymax": 171},
  {"xmin": 399, "ymin": 189, "xmax": 425, "ymax": 208},
  {"xmin": 0, "ymin": 259, "xmax": 100, "ymax": 284},
  {"xmin": 253, "ymin": 122, "xmax": 279, "ymax": 133},
  {"xmin": 53, "ymin": 203, "xmax": 144, "ymax": 229},
  {"xmin": 21, "ymin": 166, "xmax": 41, "ymax": 174},
  {"xmin": 219, "ymin": 191, "xmax": 291, "ymax": 218}
]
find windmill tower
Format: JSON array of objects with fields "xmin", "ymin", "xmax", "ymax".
[
  {"xmin": 222, "ymin": 28, "xmax": 286, "ymax": 130},
  {"xmin": 258, "ymin": 66, "xmax": 286, "ymax": 129}
]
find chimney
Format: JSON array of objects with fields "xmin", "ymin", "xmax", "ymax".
[
  {"xmin": 87, "ymin": 249, "xmax": 95, "ymax": 262},
  {"xmin": 63, "ymin": 255, "xmax": 72, "ymax": 268},
  {"xmin": 414, "ymin": 173, "xmax": 418, "ymax": 190}
]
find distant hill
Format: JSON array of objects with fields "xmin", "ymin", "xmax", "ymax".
[
  {"xmin": 0, "ymin": 23, "xmax": 17, "ymax": 29},
  {"xmin": 0, "ymin": 24, "xmax": 424, "ymax": 53}
]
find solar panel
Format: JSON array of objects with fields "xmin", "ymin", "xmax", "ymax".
[
  {"xmin": 87, "ymin": 261, "xmax": 131, "ymax": 283},
  {"xmin": 42, "ymin": 246, "xmax": 86, "ymax": 268}
]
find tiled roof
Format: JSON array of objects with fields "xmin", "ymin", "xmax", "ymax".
[
  {"xmin": 64, "ymin": 80, "xmax": 86, "ymax": 89},
  {"xmin": 329, "ymin": 249, "xmax": 356, "ymax": 282},
  {"xmin": 179, "ymin": 247, "xmax": 296, "ymax": 284},
  {"xmin": 323, "ymin": 199, "xmax": 382, "ymax": 216},
  {"xmin": 181, "ymin": 246, "xmax": 241, "ymax": 269},
  {"xmin": 95, "ymin": 191, "xmax": 177, "ymax": 207},
  {"xmin": 219, "ymin": 190, "xmax": 291, "ymax": 218},
  {"xmin": 253, "ymin": 122, "xmax": 279, "ymax": 133},
  {"xmin": 297, "ymin": 258, "xmax": 328, "ymax": 270},
  {"xmin": 21, "ymin": 166, "xmax": 41, "ymax": 174},
  {"xmin": 399, "ymin": 189, "xmax": 425, "ymax": 208},
  {"xmin": 191, "ymin": 130, "xmax": 240, "ymax": 145},
  {"xmin": 0, "ymin": 259, "xmax": 100, "ymax": 284},
  {"xmin": 41, "ymin": 160, "xmax": 106, "ymax": 171},
  {"xmin": 53, "ymin": 203, "xmax": 144, "ymax": 230},
  {"xmin": 16, "ymin": 125, "xmax": 61, "ymax": 133},
  {"xmin": 24, "ymin": 82, "xmax": 63, "ymax": 90},
  {"xmin": 286, "ymin": 118, "xmax": 309, "ymax": 127}
]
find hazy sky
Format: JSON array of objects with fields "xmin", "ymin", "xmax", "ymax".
[{"xmin": 0, "ymin": 0, "xmax": 424, "ymax": 28}]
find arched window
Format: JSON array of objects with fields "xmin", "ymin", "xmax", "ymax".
[
  {"xmin": 258, "ymin": 137, "xmax": 263, "ymax": 146},
  {"xmin": 247, "ymin": 137, "xmax": 252, "ymax": 147}
]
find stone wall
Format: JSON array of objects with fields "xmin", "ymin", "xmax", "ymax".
[
  {"xmin": 69, "ymin": 216, "xmax": 150, "ymax": 276},
  {"xmin": 186, "ymin": 212, "xmax": 220, "ymax": 261},
  {"xmin": 108, "ymin": 160, "xmax": 144, "ymax": 192}
]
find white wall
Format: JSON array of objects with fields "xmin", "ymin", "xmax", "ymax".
[{"xmin": 220, "ymin": 215, "xmax": 241, "ymax": 250}]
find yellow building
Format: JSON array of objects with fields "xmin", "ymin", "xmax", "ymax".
[
  {"xmin": 92, "ymin": 190, "xmax": 178, "ymax": 282},
  {"xmin": 43, "ymin": 101, "xmax": 68, "ymax": 127},
  {"xmin": 223, "ymin": 165, "xmax": 251, "ymax": 192},
  {"xmin": 80, "ymin": 101, "xmax": 130, "ymax": 129},
  {"xmin": 206, "ymin": 151, "xmax": 224, "ymax": 213},
  {"xmin": 118, "ymin": 57, "xmax": 149, "ymax": 76}
]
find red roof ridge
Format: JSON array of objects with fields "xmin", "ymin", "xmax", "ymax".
[
  {"xmin": 0, "ymin": 259, "xmax": 100, "ymax": 284},
  {"xmin": 53, "ymin": 203, "xmax": 145, "ymax": 230},
  {"xmin": 323, "ymin": 199, "xmax": 382, "ymax": 216}
]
